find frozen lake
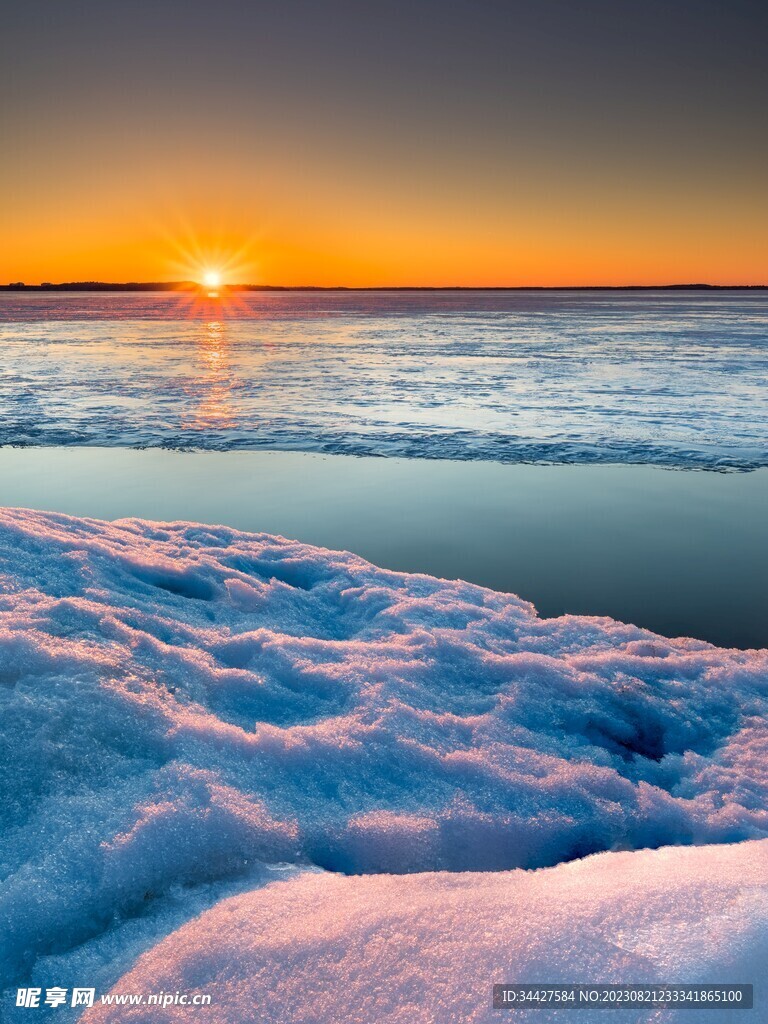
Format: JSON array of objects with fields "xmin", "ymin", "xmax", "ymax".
[{"xmin": 1, "ymin": 289, "xmax": 767, "ymax": 468}]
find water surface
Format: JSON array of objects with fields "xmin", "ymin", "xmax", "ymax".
[{"xmin": 1, "ymin": 446, "xmax": 765, "ymax": 649}]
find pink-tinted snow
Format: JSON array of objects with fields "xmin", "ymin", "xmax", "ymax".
[
  {"xmin": 0, "ymin": 507, "xmax": 766, "ymax": 1015},
  {"xmin": 86, "ymin": 840, "xmax": 768, "ymax": 1023}
]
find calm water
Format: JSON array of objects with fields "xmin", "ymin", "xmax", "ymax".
[
  {"xmin": 1, "ymin": 290, "xmax": 767, "ymax": 468},
  {"xmin": 1, "ymin": 447, "xmax": 766, "ymax": 650}
]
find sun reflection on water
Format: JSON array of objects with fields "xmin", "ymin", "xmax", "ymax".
[{"xmin": 184, "ymin": 319, "xmax": 239, "ymax": 431}]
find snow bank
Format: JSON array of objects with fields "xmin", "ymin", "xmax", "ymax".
[
  {"xmin": 87, "ymin": 840, "xmax": 768, "ymax": 1023},
  {"xmin": 1, "ymin": 508, "xmax": 767, "ymax": 1003}
]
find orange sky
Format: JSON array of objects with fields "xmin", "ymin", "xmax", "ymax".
[
  {"xmin": 4, "ymin": 170, "xmax": 766, "ymax": 288},
  {"xmin": 2, "ymin": 1, "xmax": 767, "ymax": 287}
]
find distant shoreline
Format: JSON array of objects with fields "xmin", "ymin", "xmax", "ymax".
[{"xmin": 1, "ymin": 282, "xmax": 767, "ymax": 292}]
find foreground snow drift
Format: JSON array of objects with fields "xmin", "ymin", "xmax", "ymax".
[
  {"xmin": 86, "ymin": 839, "xmax": 768, "ymax": 1024},
  {"xmin": 0, "ymin": 508, "xmax": 767, "ymax": 1010}
]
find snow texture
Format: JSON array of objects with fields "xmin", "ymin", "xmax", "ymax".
[
  {"xmin": 1, "ymin": 290, "xmax": 767, "ymax": 468},
  {"xmin": 86, "ymin": 839, "xmax": 768, "ymax": 1024},
  {"xmin": 0, "ymin": 508, "xmax": 767, "ymax": 1018}
]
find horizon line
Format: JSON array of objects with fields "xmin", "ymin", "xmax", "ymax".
[{"xmin": 2, "ymin": 281, "xmax": 767, "ymax": 292}]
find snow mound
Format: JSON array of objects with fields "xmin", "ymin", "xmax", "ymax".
[
  {"xmin": 87, "ymin": 840, "xmax": 768, "ymax": 1023},
  {"xmin": 1, "ymin": 508, "xmax": 767, "ymax": 994}
]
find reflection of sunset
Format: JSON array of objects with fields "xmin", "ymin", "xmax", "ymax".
[
  {"xmin": 201, "ymin": 321, "xmax": 224, "ymax": 368},
  {"xmin": 160, "ymin": 277, "xmax": 266, "ymax": 321},
  {"xmin": 184, "ymin": 320, "xmax": 239, "ymax": 431}
]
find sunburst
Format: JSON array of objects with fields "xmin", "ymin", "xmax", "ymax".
[{"xmin": 151, "ymin": 219, "xmax": 264, "ymax": 315}]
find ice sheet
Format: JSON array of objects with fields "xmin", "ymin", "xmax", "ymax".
[{"xmin": 2, "ymin": 290, "xmax": 766, "ymax": 468}]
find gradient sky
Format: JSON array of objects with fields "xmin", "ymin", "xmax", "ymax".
[{"xmin": 2, "ymin": 0, "xmax": 766, "ymax": 286}]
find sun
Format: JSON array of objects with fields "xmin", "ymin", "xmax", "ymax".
[{"xmin": 157, "ymin": 222, "xmax": 260, "ymax": 291}]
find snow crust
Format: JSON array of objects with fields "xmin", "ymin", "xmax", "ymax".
[
  {"xmin": 86, "ymin": 839, "xmax": 768, "ymax": 1023},
  {"xmin": 0, "ymin": 508, "xmax": 766, "ymax": 1015},
  {"xmin": 2, "ymin": 290, "xmax": 767, "ymax": 468}
]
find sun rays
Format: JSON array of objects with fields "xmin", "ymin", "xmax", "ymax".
[
  {"xmin": 148, "ymin": 220, "xmax": 265, "ymax": 316},
  {"xmin": 155, "ymin": 218, "xmax": 262, "ymax": 289}
]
